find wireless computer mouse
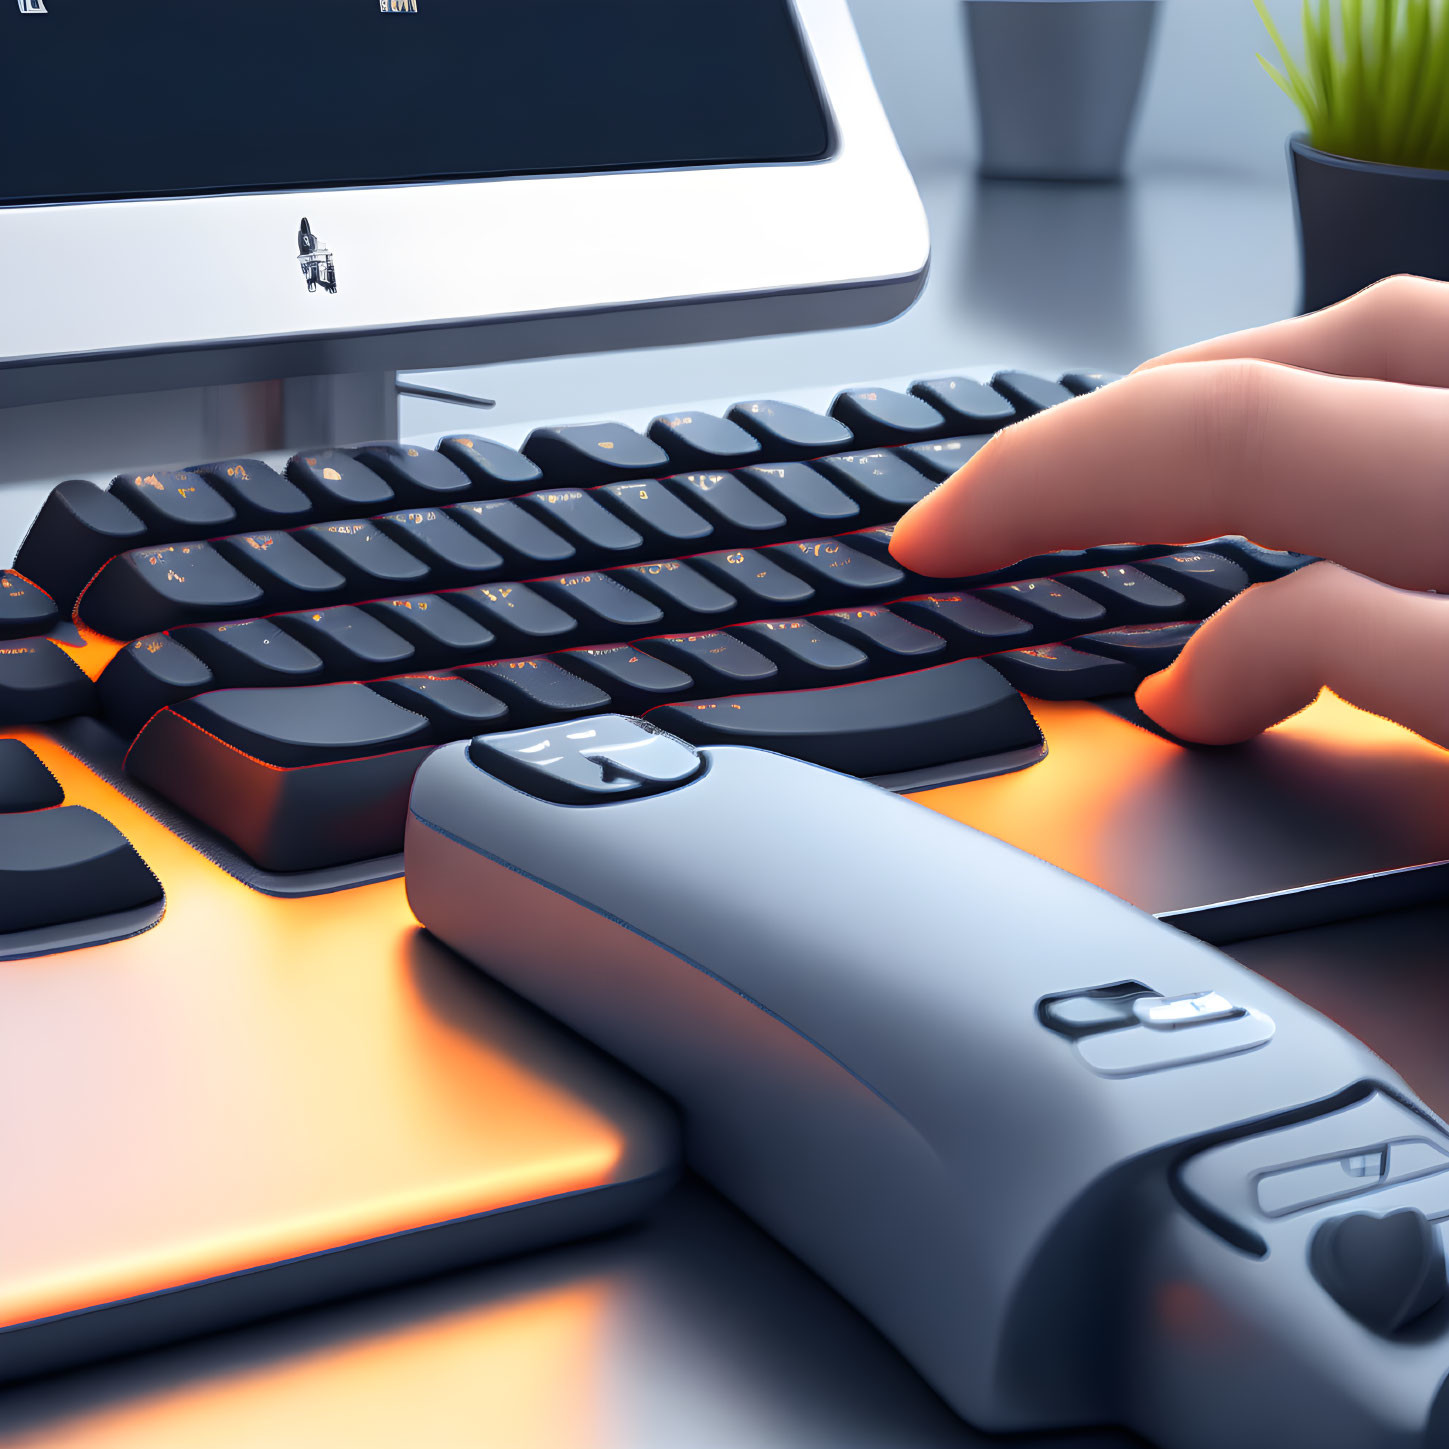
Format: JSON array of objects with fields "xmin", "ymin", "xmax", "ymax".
[{"xmin": 405, "ymin": 714, "xmax": 1449, "ymax": 1449}]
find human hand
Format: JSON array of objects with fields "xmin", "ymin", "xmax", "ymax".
[{"xmin": 890, "ymin": 275, "xmax": 1449, "ymax": 748}]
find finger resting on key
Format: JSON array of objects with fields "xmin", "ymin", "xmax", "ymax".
[
  {"xmin": 1135, "ymin": 562, "xmax": 1449, "ymax": 747},
  {"xmin": 889, "ymin": 360, "xmax": 1449, "ymax": 590}
]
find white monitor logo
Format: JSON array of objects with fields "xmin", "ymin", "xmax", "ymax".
[{"xmin": 17, "ymin": 0, "xmax": 48, "ymax": 13}]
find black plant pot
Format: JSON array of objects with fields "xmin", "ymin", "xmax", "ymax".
[{"xmin": 1292, "ymin": 134, "xmax": 1449, "ymax": 313}]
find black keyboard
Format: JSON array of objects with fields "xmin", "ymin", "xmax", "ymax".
[{"xmin": 0, "ymin": 370, "xmax": 1312, "ymax": 878}]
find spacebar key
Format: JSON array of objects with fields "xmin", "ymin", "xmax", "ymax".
[{"xmin": 646, "ymin": 660, "xmax": 1042, "ymax": 777}]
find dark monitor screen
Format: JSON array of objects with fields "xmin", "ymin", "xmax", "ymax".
[{"xmin": 0, "ymin": 0, "xmax": 830, "ymax": 206}]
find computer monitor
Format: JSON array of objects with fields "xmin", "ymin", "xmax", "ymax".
[{"xmin": 0, "ymin": 0, "xmax": 929, "ymax": 406}]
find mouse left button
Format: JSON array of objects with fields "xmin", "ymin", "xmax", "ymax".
[{"xmin": 467, "ymin": 715, "xmax": 703, "ymax": 805}]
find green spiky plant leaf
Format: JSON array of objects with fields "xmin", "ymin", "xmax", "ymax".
[{"xmin": 1255, "ymin": 0, "xmax": 1449, "ymax": 169}]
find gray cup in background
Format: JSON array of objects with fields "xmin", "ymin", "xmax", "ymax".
[{"xmin": 966, "ymin": 0, "xmax": 1161, "ymax": 181}]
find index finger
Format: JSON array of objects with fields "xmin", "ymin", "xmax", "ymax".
[{"xmin": 889, "ymin": 358, "xmax": 1449, "ymax": 589}]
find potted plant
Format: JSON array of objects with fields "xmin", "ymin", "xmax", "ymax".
[{"xmin": 1257, "ymin": 0, "xmax": 1449, "ymax": 311}]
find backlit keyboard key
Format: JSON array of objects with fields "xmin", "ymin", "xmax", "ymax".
[
  {"xmin": 11, "ymin": 480, "xmax": 148, "ymax": 615},
  {"xmin": 192, "ymin": 458, "xmax": 314, "ymax": 528},
  {"xmin": 899, "ymin": 436, "xmax": 991, "ymax": 482},
  {"xmin": 909, "ymin": 377, "xmax": 1017, "ymax": 432},
  {"xmin": 812, "ymin": 451, "xmax": 938, "ymax": 514},
  {"xmin": 613, "ymin": 560, "xmax": 737, "ymax": 630},
  {"xmin": 450, "ymin": 499, "xmax": 576, "ymax": 570},
  {"xmin": 892, "ymin": 593, "xmax": 1032, "ymax": 654},
  {"xmin": 0, "ymin": 573, "xmax": 58, "ymax": 641},
  {"xmin": 79, "ymin": 542, "xmax": 265, "ymax": 638},
  {"xmin": 736, "ymin": 618, "xmax": 870, "ymax": 687},
  {"xmin": 978, "ymin": 577, "xmax": 1107, "ymax": 638},
  {"xmin": 1059, "ymin": 371, "xmax": 1123, "ymax": 396},
  {"xmin": 370, "ymin": 673, "xmax": 509, "ymax": 737},
  {"xmin": 1137, "ymin": 551, "xmax": 1253, "ymax": 612},
  {"xmin": 648, "ymin": 411, "xmax": 762, "ymax": 470},
  {"xmin": 353, "ymin": 444, "xmax": 473, "ymax": 503},
  {"xmin": 517, "ymin": 489, "xmax": 643, "ymax": 560},
  {"xmin": 110, "ymin": 469, "xmax": 236, "ymax": 540},
  {"xmin": 1073, "ymin": 622, "xmax": 1199, "ymax": 672},
  {"xmin": 599, "ymin": 481, "xmax": 714, "ymax": 549},
  {"xmin": 1194, "ymin": 537, "xmax": 1316, "ymax": 583},
  {"xmin": 463, "ymin": 657, "xmax": 612, "ymax": 722},
  {"xmin": 522, "ymin": 423, "xmax": 670, "ymax": 486},
  {"xmin": 736, "ymin": 463, "xmax": 859, "ymax": 527},
  {"xmin": 0, "ymin": 638, "xmax": 97, "ymax": 725},
  {"xmin": 646, "ymin": 631, "xmax": 778, "ymax": 690},
  {"xmin": 815, "ymin": 605, "xmax": 947, "ymax": 662},
  {"xmin": 375, "ymin": 509, "xmax": 505, "ymax": 582},
  {"xmin": 436, "ymin": 435, "xmax": 544, "ymax": 496},
  {"xmin": 727, "ymin": 400, "xmax": 853, "ymax": 460},
  {"xmin": 97, "ymin": 634, "xmax": 213, "ymax": 737},
  {"xmin": 0, "ymin": 740, "xmax": 63, "ymax": 812},
  {"xmin": 276, "ymin": 606, "xmax": 415, "ymax": 676},
  {"xmin": 766, "ymin": 539, "xmax": 904, "ymax": 599},
  {"xmin": 451, "ymin": 582, "xmax": 580, "ymax": 648},
  {"xmin": 692, "ymin": 548, "xmax": 814, "ymax": 610},
  {"xmin": 558, "ymin": 645, "xmax": 694, "ymax": 709},
  {"xmin": 988, "ymin": 644, "xmax": 1139, "ymax": 700},
  {"xmin": 532, "ymin": 572, "xmax": 663, "ymax": 637},
  {"xmin": 217, "ymin": 531, "xmax": 347, "ymax": 609},
  {"xmin": 298, "ymin": 521, "xmax": 431, "ymax": 590},
  {"xmin": 287, "ymin": 451, "xmax": 393, "ymax": 512},
  {"xmin": 664, "ymin": 472, "xmax": 787, "ymax": 539},
  {"xmin": 361, "ymin": 595, "xmax": 497, "ymax": 665},
  {"xmin": 829, "ymin": 386, "xmax": 945, "ymax": 446},
  {"xmin": 991, "ymin": 370, "xmax": 1074, "ymax": 415},
  {"xmin": 1059, "ymin": 565, "xmax": 1187, "ymax": 623},
  {"xmin": 174, "ymin": 619, "xmax": 326, "ymax": 689}
]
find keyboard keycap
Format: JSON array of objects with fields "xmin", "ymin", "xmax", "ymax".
[
  {"xmin": 174, "ymin": 619, "xmax": 327, "ymax": 689},
  {"xmin": 909, "ymin": 377, "xmax": 1017, "ymax": 432},
  {"xmin": 558, "ymin": 645, "xmax": 695, "ymax": 709},
  {"xmin": 1194, "ymin": 537, "xmax": 1316, "ymax": 583},
  {"xmin": 1059, "ymin": 565, "xmax": 1187, "ymax": 623},
  {"xmin": 1073, "ymin": 622, "xmax": 1199, "ymax": 672},
  {"xmin": 665, "ymin": 472, "xmax": 787, "ymax": 539},
  {"xmin": 1059, "ymin": 371, "xmax": 1123, "ymax": 396},
  {"xmin": 0, "ymin": 740, "xmax": 63, "ymax": 812},
  {"xmin": 12, "ymin": 480, "xmax": 148, "ymax": 615},
  {"xmin": 978, "ymin": 577, "xmax": 1107, "ymax": 638},
  {"xmin": 692, "ymin": 549, "xmax": 815, "ymax": 611},
  {"xmin": 297, "ymin": 520, "xmax": 431, "ymax": 591},
  {"xmin": 0, "ymin": 806, "xmax": 162, "ymax": 935},
  {"xmin": 991, "ymin": 371, "xmax": 1075, "ymax": 415},
  {"xmin": 374, "ymin": 508, "xmax": 505, "ymax": 583},
  {"xmin": 371, "ymin": 673, "xmax": 510, "ymax": 738},
  {"xmin": 1136, "ymin": 551, "xmax": 1252, "ymax": 612},
  {"xmin": 829, "ymin": 387, "xmax": 945, "ymax": 446},
  {"xmin": 811, "ymin": 451, "xmax": 939, "ymax": 514},
  {"xmin": 78, "ymin": 543, "xmax": 265, "ymax": 639},
  {"xmin": 362, "ymin": 596, "xmax": 496, "ymax": 665},
  {"xmin": 736, "ymin": 464, "xmax": 859, "ymax": 527},
  {"xmin": 522, "ymin": 424, "xmax": 670, "ymax": 485},
  {"xmin": 450, "ymin": 499, "xmax": 576, "ymax": 570},
  {"xmin": 815, "ymin": 605, "xmax": 947, "ymax": 663},
  {"xmin": 217, "ymin": 530, "xmax": 348, "ymax": 610},
  {"xmin": 532, "ymin": 572, "xmax": 662, "ymax": 638},
  {"xmin": 599, "ymin": 482, "xmax": 714, "ymax": 549},
  {"xmin": 110, "ymin": 469, "xmax": 236, "ymax": 540},
  {"xmin": 736, "ymin": 618, "xmax": 870, "ymax": 687},
  {"xmin": 892, "ymin": 593, "xmax": 1032, "ymax": 654},
  {"xmin": 0, "ymin": 638, "xmax": 96, "ymax": 725},
  {"xmin": 518, "ymin": 489, "xmax": 643, "ymax": 560},
  {"xmin": 97, "ymin": 633, "xmax": 214, "ymax": 737},
  {"xmin": 900, "ymin": 436, "xmax": 991, "ymax": 483},
  {"xmin": 436, "ymin": 435, "xmax": 544, "ymax": 496},
  {"xmin": 462, "ymin": 657, "xmax": 612, "ymax": 722},
  {"xmin": 287, "ymin": 451, "xmax": 394, "ymax": 512},
  {"xmin": 648, "ymin": 412, "xmax": 762, "ymax": 470},
  {"xmin": 767, "ymin": 539, "xmax": 904, "ymax": 599},
  {"xmin": 0, "ymin": 572, "xmax": 59, "ymax": 640},
  {"xmin": 613, "ymin": 560, "xmax": 737, "ymax": 630},
  {"xmin": 125, "ymin": 683, "xmax": 436, "ymax": 870},
  {"xmin": 451, "ymin": 582, "xmax": 580, "ymax": 649},
  {"xmin": 648, "ymin": 659, "xmax": 1041, "ymax": 777},
  {"xmin": 727, "ymin": 400, "xmax": 853, "ymax": 460},
  {"xmin": 353, "ymin": 444, "xmax": 473, "ymax": 503},
  {"xmin": 646, "ymin": 631, "xmax": 778, "ymax": 690},
  {"xmin": 192, "ymin": 458, "xmax": 314, "ymax": 528},
  {"xmin": 989, "ymin": 644, "xmax": 1140, "ymax": 700},
  {"xmin": 276, "ymin": 606, "xmax": 415, "ymax": 676}
]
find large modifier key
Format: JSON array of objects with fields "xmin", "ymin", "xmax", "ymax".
[{"xmin": 646, "ymin": 659, "xmax": 1041, "ymax": 778}]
